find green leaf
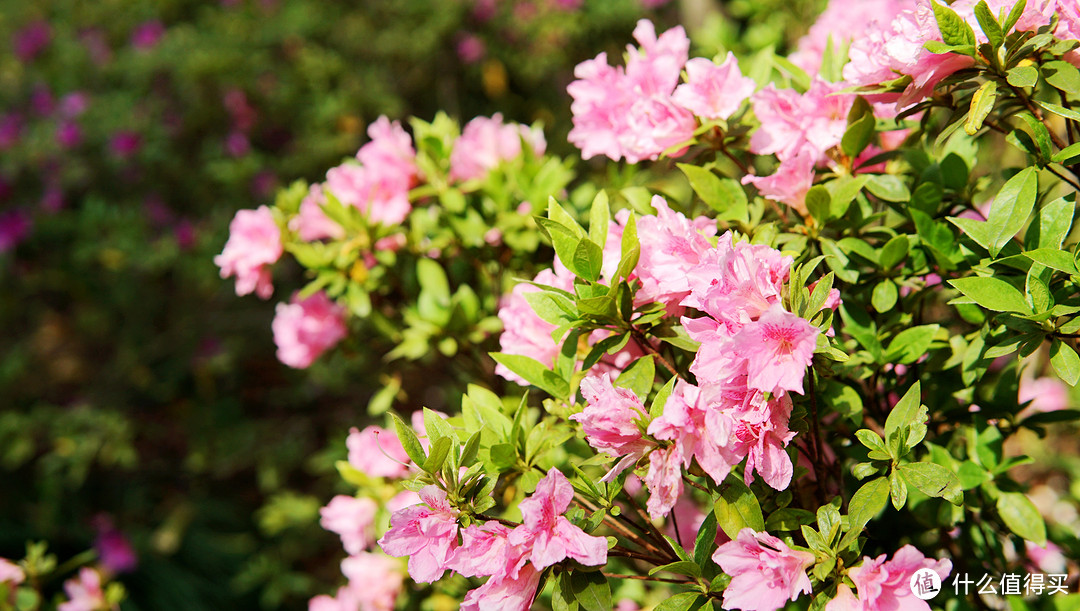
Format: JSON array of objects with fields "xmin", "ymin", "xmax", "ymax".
[
  {"xmin": 1037, "ymin": 100, "xmax": 1080, "ymax": 122},
  {"xmin": 570, "ymin": 571, "xmax": 611, "ymax": 611},
  {"xmin": 856, "ymin": 429, "xmax": 890, "ymax": 459},
  {"xmin": 899, "ymin": 462, "xmax": 963, "ymax": 505},
  {"xmin": 548, "ymin": 197, "xmax": 585, "ymax": 238},
  {"xmin": 985, "ymin": 167, "xmax": 1038, "ymax": 257},
  {"xmin": 615, "ymin": 355, "xmax": 655, "ymax": 399},
  {"xmin": 715, "ymin": 178, "xmax": 750, "ymax": 222},
  {"xmin": 1052, "ymin": 142, "xmax": 1080, "ymax": 165},
  {"xmin": 972, "ymin": 1, "xmax": 1003, "ymax": 47},
  {"xmin": 885, "ymin": 324, "xmax": 940, "ymax": 365},
  {"xmin": 489, "ymin": 353, "xmax": 570, "ymax": 398},
  {"xmin": 1023, "ymin": 248, "xmax": 1078, "ymax": 274},
  {"xmin": 965, "ymin": 80, "xmax": 997, "ymax": 135},
  {"xmin": 1017, "ymin": 112, "xmax": 1052, "ymax": 161},
  {"xmin": 649, "ymin": 561, "xmax": 702, "ymax": 579},
  {"xmin": 1002, "ymin": 0, "xmax": 1027, "ymax": 32},
  {"xmin": 996, "ymin": 492, "xmax": 1047, "ymax": 545},
  {"xmin": 765, "ymin": 508, "xmax": 816, "ymax": 531},
  {"xmin": 390, "ymin": 412, "xmax": 426, "ymax": 466},
  {"xmin": 1006, "ymin": 65, "xmax": 1039, "ymax": 88},
  {"xmin": 1042, "ymin": 60, "xmax": 1080, "ymax": 94},
  {"xmin": 572, "ymin": 239, "xmax": 605, "ymax": 282},
  {"xmin": 879, "ymin": 235, "xmax": 910, "ymax": 270},
  {"xmin": 884, "ymin": 382, "xmax": 923, "ymax": 442},
  {"xmin": 1050, "ymin": 339, "xmax": 1080, "ymax": 386},
  {"xmin": 866, "ymin": 175, "xmax": 911, "ymax": 202},
  {"xmin": 423, "ymin": 436, "xmax": 452, "ymax": 473},
  {"xmin": 889, "ymin": 468, "xmax": 908, "ymax": 510},
  {"xmin": 679, "ymin": 164, "xmax": 726, "ymax": 212},
  {"xmin": 423, "ymin": 407, "xmax": 455, "ymax": 443},
  {"xmin": 538, "ymin": 218, "xmax": 585, "ymax": 272},
  {"xmin": 840, "ymin": 476, "xmax": 890, "ymax": 549},
  {"xmin": 524, "ymin": 291, "xmax": 578, "ymax": 326},
  {"xmin": 588, "ymin": 190, "xmax": 611, "ymax": 251},
  {"xmin": 715, "ymin": 477, "xmax": 765, "ymax": 539},
  {"xmin": 806, "ymin": 186, "xmax": 832, "ymax": 224},
  {"xmin": 1032, "ymin": 197, "xmax": 1075, "ymax": 250},
  {"xmin": 842, "ymin": 97, "xmax": 876, "ymax": 158},
  {"xmin": 932, "ymin": 1, "xmax": 976, "ymax": 47},
  {"xmin": 948, "ymin": 217, "xmax": 993, "ymax": 251},
  {"xmin": 948, "ymin": 277, "xmax": 1032, "ymax": 313},
  {"xmin": 653, "ymin": 592, "xmax": 706, "ymax": 611},
  {"xmin": 694, "ymin": 509, "xmax": 718, "ymax": 565},
  {"xmin": 650, "ymin": 375, "xmax": 678, "ymax": 419},
  {"xmin": 616, "ymin": 213, "xmax": 640, "ymax": 283},
  {"xmin": 872, "ymin": 280, "xmax": 898, "ymax": 313}
]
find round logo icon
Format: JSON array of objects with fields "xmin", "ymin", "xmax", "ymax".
[{"xmin": 910, "ymin": 568, "xmax": 942, "ymax": 600}]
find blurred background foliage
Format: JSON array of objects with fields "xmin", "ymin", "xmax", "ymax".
[{"xmin": 0, "ymin": 0, "xmax": 824, "ymax": 608}]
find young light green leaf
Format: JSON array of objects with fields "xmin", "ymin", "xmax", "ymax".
[
  {"xmin": 1042, "ymin": 60, "xmax": 1080, "ymax": 94},
  {"xmin": 390, "ymin": 412, "xmax": 427, "ymax": 466},
  {"xmin": 985, "ymin": 167, "xmax": 1037, "ymax": 257},
  {"xmin": 423, "ymin": 436, "xmax": 452, "ymax": 473},
  {"xmin": 572, "ymin": 238, "xmax": 605, "ymax": 282},
  {"xmin": 878, "ymin": 235, "xmax": 910, "ymax": 270},
  {"xmin": 948, "ymin": 277, "xmax": 1032, "ymax": 313},
  {"xmin": 884, "ymin": 324, "xmax": 940, "ymax": 365},
  {"xmin": 489, "ymin": 353, "xmax": 570, "ymax": 398},
  {"xmin": 616, "ymin": 213, "xmax": 640, "ymax": 283},
  {"xmin": 715, "ymin": 477, "xmax": 765, "ymax": 539},
  {"xmin": 1006, "ymin": 65, "xmax": 1039, "ymax": 88},
  {"xmin": 931, "ymin": 1, "xmax": 976, "ymax": 47},
  {"xmin": 570, "ymin": 571, "xmax": 611, "ymax": 611},
  {"xmin": 884, "ymin": 382, "xmax": 923, "ymax": 441},
  {"xmin": 840, "ymin": 476, "xmax": 890, "ymax": 549},
  {"xmin": 997, "ymin": 492, "xmax": 1047, "ymax": 545},
  {"xmin": 615, "ymin": 355, "xmax": 656, "ymax": 399},
  {"xmin": 588, "ymin": 190, "xmax": 610, "ymax": 250},
  {"xmin": 1050, "ymin": 339, "xmax": 1080, "ymax": 386},
  {"xmin": 1002, "ymin": 0, "xmax": 1027, "ymax": 32},
  {"xmin": 972, "ymin": 1, "xmax": 1003, "ymax": 48},
  {"xmin": 899, "ymin": 462, "xmax": 963, "ymax": 505},
  {"xmin": 965, "ymin": 80, "xmax": 997, "ymax": 135},
  {"xmin": 872, "ymin": 280, "xmax": 898, "ymax": 313},
  {"xmin": 1023, "ymin": 248, "xmax": 1077, "ymax": 274}
]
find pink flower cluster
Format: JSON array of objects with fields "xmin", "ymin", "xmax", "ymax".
[
  {"xmin": 826, "ymin": 545, "xmax": 951, "ymax": 611},
  {"xmin": 569, "ymin": 20, "xmax": 753, "ymax": 163},
  {"xmin": 291, "ymin": 117, "xmax": 418, "ymax": 241},
  {"xmin": 58, "ymin": 568, "xmax": 111, "ymax": 611},
  {"xmin": 378, "ymin": 469, "xmax": 607, "ymax": 611},
  {"xmin": 215, "ymin": 205, "xmax": 282, "ymax": 299},
  {"xmin": 309, "ymin": 553, "xmax": 404, "ymax": 611},
  {"xmin": 449, "ymin": 114, "xmax": 546, "ymax": 182},
  {"xmin": 713, "ymin": 529, "xmax": 815, "ymax": 611},
  {"xmin": 639, "ymin": 232, "xmax": 828, "ymax": 517},
  {"xmin": 271, "ymin": 291, "xmax": 348, "ymax": 368}
]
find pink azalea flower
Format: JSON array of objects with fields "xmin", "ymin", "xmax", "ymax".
[
  {"xmin": 447, "ymin": 521, "xmax": 541, "ymax": 611},
  {"xmin": 449, "ymin": 114, "xmax": 545, "ymax": 182},
  {"xmin": 825, "ymin": 545, "xmax": 952, "ymax": 611},
  {"xmin": 58, "ymin": 568, "xmax": 111, "ymax": 611},
  {"xmin": 644, "ymin": 445, "xmax": 685, "ymax": 519},
  {"xmin": 378, "ymin": 486, "xmax": 460, "ymax": 583},
  {"xmin": 742, "ymin": 149, "xmax": 817, "ymax": 216},
  {"xmin": 1025, "ymin": 540, "xmax": 1067, "ymax": 574},
  {"xmin": 507, "ymin": 468, "xmax": 608, "ymax": 569},
  {"xmin": 789, "ymin": 0, "xmax": 912, "ymax": 74},
  {"xmin": 215, "ymin": 206, "xmax": 282, "ymax": 299},
  {"xmin": 324, "ymin": 161, "xmax": 412, "ymax": 227},
  {"xmin": 495, "ymin": 266, "xmax": 575, "ymax": 385},
  {"xmin": 573, "ymin": 372, "xmax": 650, "ymax": 458},
  {"xmin": 683, "ymin": 233, "xmax": 792, "ymax": 328},
  {"xmin": 340, "ymin": 553, "xmax": 405, "ymax": 611},
  {"xmin": 734, "ymin": 305, "xmax": 820, "ymax": 396},
  {"xmin": 750, "ymin": 79, "xmax": 854, "ymax": 163},
  {"xmin": 672, "ymin": 54, "xmax": 756, "ymax": 120},
  {"xmin": 631, "ymin": 195, "xmax": 717, "ymax": 311},
  {"xmin": 272, "ymin": 291, "xmax": 348, "ymax": 368},
  {"xmin": 0, "ymin": 558, "xmax": 23, "ymax": 585},
  {"xmin": 712, "ymin": 529, "xmax": 815, "ymax": 611},
  {"xmin": 130, "ymin": 20, "xmax": 165, "ymax": 50},
  {"xmin": 648, "ymin": 380, "xmax": 742, "ymax": 492},
  {"xmin": 357, "ymin": 117, "xmax": 418, "ymax": 187},
  {"xmin": 320, "ymin": 496, "xmax": 378, "ymax": 555},
  {"xmin": 1018, "ymin": 373, "xmax": 1071, "ymax": 418},
  {"xmin": 13, "ymin": 21, "xmax": 51, "ymax": 62},
  {"xmin": 347, "ymin": 426, "xmax": 412, "ymax": 479},
  {"xmin": 289, "ymin": 184, "xmax": 344, "ymax": 242},
  {"xmin": 308, "ymin": 587, "xmax": 361, "ymax": 611},
  {"xmin": 456, "ymin": 34, "xmax": 486, "ymax": 64},
  {"xmin": 459, "ymin": 562, "xmax": 540, "ymax": 611},
  {"xmin": 568, "ymin": 20, "xmax": 695, "ymax": 163}
]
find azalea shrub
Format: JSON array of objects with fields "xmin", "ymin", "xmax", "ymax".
[{"xmin": 214, "ymin": 1, "xmax": 1080, "ymax": 610}]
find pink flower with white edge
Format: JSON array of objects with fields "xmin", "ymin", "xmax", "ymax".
[
  {"xmin": 0, "ymin": 558, "xmax": 23, "ymax": 585},
  {"xmin": 449, "ymin": 114, "xmax": 545, "ymax": 182},
  {"xmin": 459, "ymin": 562, "xmax": 540, "ymax": 611},
  {"xmin": 320, "ymin": 495, "xmax": 378, "ymax": 555},
  {"xmin": 448, "ymin": 521, "xmax": 541, "ymax": 611},
  {"xmin": 727, "ymin": 392, "xmax": 797, "ymax": 490},
  {"xmin": 573, "ymin": 372, "xmax": 650, "ymax": 458},
  {"xmin": 357, "ymin": 117, "xmax": 417, "ymax": 188},
  {"xmin": 272, "ymin": 291, "xmax": 348, "ymax": 369},
  {"xmin": 735, "ymin": 305, "xmax": 820, "ymax": 396},
  {"xmin": 683, "ymin": 233, "xmax": 792, "ymax": 329},
  {"xmin": 507, "ymin": 468, "xmax": 608, "ymax": 569},
  {"xmin": 347, "ymin": 426, "xmax": 411, "ymax": 479},
  {"xmin": 58, "ymin": 568, "xmax": 111, "ymax": 611},
  {"xmin": 644, "ymin": 444, "xmax": 685, "ymax": 519},
  {"xmin": 825, "ymin": 544, "xmax": 951, "ymax": 611},
  {"xmin": 340, "ymin": 552, "xmax": 405, "ymax": 611},
  {"xmin": 742, "ymin": 149, "xmax": 817, "ymax": 216},
  {"xmin": 672, "ymin": 54, "xmax": 756, "ymax": 120},
  {"xmin": 378, "ymin": 485, "xmax": 460, "ymax": 583},
  {"xmin": 215, "ymin": 206, "xmax": 282, "ymax": 299},
  {"xmin": 290, "ymin": 184, "xmax": 344, "ymax": 242},
  {"xmin": 712, "ymin": 529, "xmax": 814, "ymax": 611}
]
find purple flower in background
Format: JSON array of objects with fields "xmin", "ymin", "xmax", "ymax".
[
  {"xmin": 0, "ymin": 114, "xmax": 23, "ymax": 150},
  {"xmin": 31, "ymin": 85, "xmax": 55, "ymax": 116},
  {"xmin": 223, "ymin": 88, "xmax": 257, "ymax": 132},
  {"xmin": 13, "ymin": 21, "xmax": 51, "ymax": 62},
  {"xmin": 175, "ymin": 220, "xmax": 196, "ymax": 250},
  {"xmin": 225, "ymin": 131, "xmax": 250, "ymax": 157},
  {"xmin": 473, "ymin": 0, "xmax": 496, "ymax": 21},
  {"xmin": 79, "ymin": 28, "xmax": 113, "ymax": 66},
  {"xmin": 92, "ymin": 516, "xmax": 138, "ymax": 574},
  {"xmin": 456, "ymin": 34, "xmax": 486, "ymax": 64},
  {"xmin": 60, "ymin": 92, "xmax": 90, "ymax": 117},
  {"xmin": 131, "ymin": 20, "xmax": 166, "ymax": 50},
  {"xmin": 0, "ymin": 210, "xmax": 31, "ymax": 252},
  {"xmin": 143, "ymin": 196, "xmax": 173, "ymax": 227},
  {"xmin": 56, "ymin": 120, "xmax": 83, "ymax": 148},
  {"xmin": 41, "ymin": 187, "xmax": 64, "ymax": 213},
  {"xmin": 250, "ymin": 170, "xmax": 276, "ymax": 198},
  {"xmin": 110, "ymin": 131, "xmax": 142, "ymax": 159}
]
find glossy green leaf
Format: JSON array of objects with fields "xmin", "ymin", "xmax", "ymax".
[
  {"xmin": 948, "ymin": 277, "xmax": 1031, "ymax": 313},
  {"xmin": 899, "ymin": 461, "xmax": 963, "ymax": 505},
  {"xmin": 715, "ymin": 477, "xmax": 765, "ymax": 539},
  {"xmin": 997, "ymin": 492, "xmax": 1046, "ymax": 545}
]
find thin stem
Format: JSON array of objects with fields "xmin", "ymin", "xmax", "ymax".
[
  {"xmin": 609, "ymin": 547, "xmax": 669, "ymax": 565},
  {"xmin": 682, "ymin": 474, "xmax": 710, "ymax": 494},
  {"xmin": 1006, "ymin": 81, "xmax": 1071, "ymax": 151},
  {"xmin": 806, "ymin": 371, "xmax": 828, "ymax": 506},
  {"xmin": 621, "ymin": 493, "xmax": 682, "ymax": 561},
  {"xmin": 603, "ymin": 573, "xmax": 694, "ymax": 585},
  {"xmin": 631, "ymin": 328, "xmax": 680, "ymax": 378},
  {"xmin": 1047, "ymin": 164, "xmax": 1080, "ymax": 193}
]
